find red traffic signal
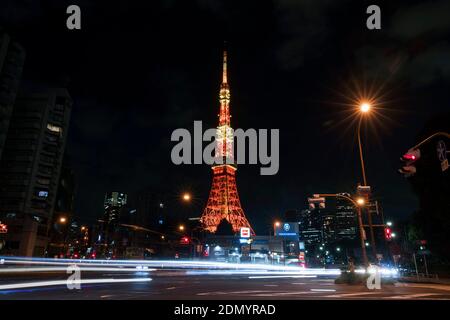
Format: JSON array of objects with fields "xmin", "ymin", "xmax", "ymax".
[
  {"xmin": 402, "ymin": 149, "xmax": 421, "ymax": 162},
  {"xmin": 0, "ymin": 223, "xmax": 7, "ymax": 234},
  {"xmin": 384, "ymin": 227, "xmax": 392, "ymax": 241},
  {"xmin": 399, "ymin": 148, "xmax": 421, "ymax": 177},
  {"xmin": 308, "ymin": 196, "xmax": 326, "ymax": 209},
  {"xmin": 180, "ymin": 236, "xmax": 190, "ymax": 245}
]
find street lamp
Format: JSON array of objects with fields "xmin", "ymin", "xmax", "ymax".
[
  {"xmin": 59, "ymin": 217, "xmax": 67, "ymax": 224},
  {"xmin": 357, "ymin": 100, "xmax": 377, "ymax": 258},
  {"xmin": 179, "ymin": 225, "xmax": 185, "ymax": 232},
  {"xmin": 273, "ymin": 221, "xmax": 281, "ymax": 236},
  {"xmin": 360, "ymin": 102, "xmax": 371, "ymax": 113},
  {"xmin": 182, "ymin": 193, "xmax": 191, "ymax": 202},
  {"xmin": 357, "ymin": 101, "xmax": 371, "ymax": 186},
  {"xmin": 356, "ymin": 197, "xmax": 365, "ymax": 206}
]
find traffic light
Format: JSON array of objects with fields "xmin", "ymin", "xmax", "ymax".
[
  {"xmin": 308, "ymin": 195, "xmax": 326, "ymax": 209},
  {"xmin": 0, "ymin": 222, "xmax": 7, "ymax": 234},
  {"xmin": 384, "ymin": 227, "xmax": 392, "ymax": 241},
  {"xmin": 399, "ymin": 148, "xmax": 421, "ymax": 177},
  {"xmin": 180, "ymin": 236, "xmax": 190, "ymax": 245}
]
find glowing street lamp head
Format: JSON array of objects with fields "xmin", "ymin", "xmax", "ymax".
[
  {"xmin": 179, "ymin": 225, "xmax": 185, "ymax": 231},
  {"xmin": 182, "ymin": 193, "xmax": 191, "ymax": 201},
  {"xmin": 274, "ymin": 221, "xmax": 281, "ymax": 228},
  {"xmin": 360, "ymin": 102, "xmax": 371, "ymax": 113},
  {"xmin": 59, "ymin": 217, "xmax": 67, "ymax": 223},
  {"xmin": 356, "ymin": 198, "xmax": 365, "ymax": 206}
]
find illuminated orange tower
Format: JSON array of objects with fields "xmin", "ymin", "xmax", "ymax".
[{"xmin": 200, "ymin": 49, "xmax": 254, "ymax": 235}]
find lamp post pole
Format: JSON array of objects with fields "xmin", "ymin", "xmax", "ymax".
[{"xmin": 357, "ymin": 115, "xmax": 377, "ymax": 260}]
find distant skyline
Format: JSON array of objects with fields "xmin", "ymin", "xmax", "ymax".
[{"xmin": 1, "ymin": 0, "xmax": 449, "ymax": 232}]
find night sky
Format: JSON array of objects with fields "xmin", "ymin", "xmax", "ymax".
[{"xmin": 1, "ymin": 0, "xmax": 449, "ymax": 232}]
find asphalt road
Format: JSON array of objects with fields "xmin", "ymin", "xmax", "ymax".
[{"xmin": 1, "ymin": 269, "xmax": 450, "ymax": 300}]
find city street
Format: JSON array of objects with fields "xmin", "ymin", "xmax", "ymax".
[
  {"xmin": 1, "ymin": 268, "xmax": 450, "ymax": 300},
  {"xmin": 0, "ymin": 0, "xmax": 449, "ymax": 307}
]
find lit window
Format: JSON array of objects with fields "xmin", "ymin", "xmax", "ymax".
[
  {"xmin": 38, "ymin": 191, "xmax": 48, "ymax": 198},
  {"xmin": 47, "ymin": 123, "xmax": 62, "ymax": 134}
]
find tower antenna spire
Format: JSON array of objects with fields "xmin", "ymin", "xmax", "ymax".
[{"xmin": 222, "ymin": 42, "xmax": 228, "ymax": 84}]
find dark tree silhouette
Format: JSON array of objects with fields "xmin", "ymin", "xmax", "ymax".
[
  {"xmin": 408, "ymin": 112, "xmax": 450, "ymax": 261},
  {"xmin": 215, "ymin": 219, "xmax": 235, "ymax": 236}
]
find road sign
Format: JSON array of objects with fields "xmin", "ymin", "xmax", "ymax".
[
  {"xmin": 437, "ymin": 140, "xmax": 448, "ymax": 172},
  {"xmin": 441, "ymin": 159, "xmax": 449, "ymax": 172},
  {"xmin": 240, "ymin": 227, "xmax": 250, "ymax": 238}
]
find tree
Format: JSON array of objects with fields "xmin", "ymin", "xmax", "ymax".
[
  {"xmin": 407, "ymin": 112, "xmax": 450, "ymax": 261},
  {"xmin": 215, "ymin": 219, "xmax": 235, "ymax": 236}
]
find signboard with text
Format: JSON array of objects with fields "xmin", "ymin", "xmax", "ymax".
[
  {"xmin": 240, "ymin": 227, "xmax": 251, "ymax": 238},
  {"xmin": 274, "ymin": 222, "xmax": 299, "ymax": 239}
]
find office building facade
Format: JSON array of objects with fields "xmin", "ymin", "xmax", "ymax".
[
  {"xmin": 0, "ymin": 89, "xmax": 72, "ymax": 256},
  {"xmin": 0, "ymin": 30, "xmax": 25, "ymax": 161}
]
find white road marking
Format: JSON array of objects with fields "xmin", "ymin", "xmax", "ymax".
[
  {"xmin": 197, "ymin": 290, "xmax": 268, "ymax": 296},
  {"xmin": 395, "ymin": 283, "xmax": 450, "ymax": 292},
  {"xmin": 249, "ymin": 275, "xmax": 317, "ymax": 279},
  {"xmin": 324, "ymin": 291, "xmax": 381, "ymax": 298},
  {"xmin": 386, "ymin": 293, "xmax": 443, "ymax": 299},
  {"xmin": 252, "ymin": 291, "xmax": 316, "ymax": 297},
  {"xmin": 166, "ymin": 287, "xmax": 176, "ymax": 290},
  {"xmin": 264, "ymin": 284, "xmax": 278, "ymax": 287},
  {"xmin": 0, "ymin": 278, "xmax": 152, "ymax": 290},
  {"xmin": 310, "ymin": 289, "xmax": 336, "ymax": 292}
]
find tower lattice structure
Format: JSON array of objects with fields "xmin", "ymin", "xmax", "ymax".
[{"xmin": 200, "ymin": 49, "xmax": 254, "ymax": 235}]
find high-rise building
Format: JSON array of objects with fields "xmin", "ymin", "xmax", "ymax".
[
  {"xmin": 47, "ymin": 156, "xmax": 76, "ymax": 257},
  {"xmin": 334, "ymin": 193, "xmax": 357, "ymax": 241},
  {"xmin": 298, "ymin": 209, "xmax": 322, "ymax": 245},
  {"xmin": 200, "ymin": 49, "xmax": 253, "ymax": 234},
  {"xmin": 103, "ymin": 192, "xmax": 127, "ymax": 225},
  {"xmin": 95, "ymin": 192, "xmax": 127, "ymax": 257},
  {"xmin": 0, "ymin": 30, "xmax": 26, "ymax": 162},
  {"xmin": 128, "ymin": 190, "xmax": 168, "ymax": 229},
  {"xmin": 0, "ymin": 88, "xmax": 72, "ymax": 256}
]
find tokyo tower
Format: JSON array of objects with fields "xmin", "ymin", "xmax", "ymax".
[{"xmin": 200, "ymin": 49, "xmax": 254, "ymax": 235}]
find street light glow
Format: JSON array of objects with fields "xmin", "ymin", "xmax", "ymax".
[
  {"xmin": 59, "ymin": 217, "xmax": 67, "ymax": 223},
  {"xmin": 182, "ymin": 193, "xmax": 191, "ymax": 201},
  {"xmin": 274, "ymin": 221, "xmax": 281, "ymax": 227},
  {"xmin": 179, "ymin": 225, "xmax": 185, "ymax": 231},
  {"xmin": 360, "ymin": 102, "xmax": 371, "ymax": 113},
  {"xmin": 387, "ymin": 221, "xmax": 392, "ymax": 227},
  {"xmin": 356, "ymin": 198, "xmax": 365, "ymax": 206}
]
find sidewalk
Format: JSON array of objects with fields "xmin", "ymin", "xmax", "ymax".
[{"xmin": 398, "ymin": 276, "xmax": 450, "ymax": 285}]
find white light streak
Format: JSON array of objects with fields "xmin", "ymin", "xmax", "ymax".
[
  {"xmin": 0, "ymin": 267, "xmax": 155, "ymax": 273},
  {"xmin": 0, "ymin": 278, "xmax": 152, "ymax": 291}
]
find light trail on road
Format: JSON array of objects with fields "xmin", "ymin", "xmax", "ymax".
[
  {"xmin": 0, "ymin": 256, "xmax": 339, "ymax": 273},
  {"xmin": 0, "ymin": 266, "xmax": 155, "ymax": 273},
  {"xmin": 0, "ymin": 278, "xmax": 152, "ymax": 290}
]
